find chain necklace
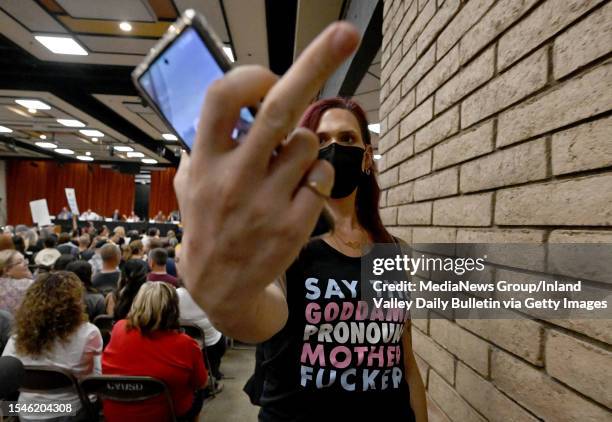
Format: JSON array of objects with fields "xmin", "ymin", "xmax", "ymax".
[{"xmin": 332, "ymin": 228, "xmax": 368, "ymax": 250}]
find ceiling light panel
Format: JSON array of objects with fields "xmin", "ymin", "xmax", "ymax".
[
  {"xmin": 15, "ymin": 99, "xmax": 51, "ymax": 110},
  {"xmin": 35, "ymin": 35, "xmax": 88, "ymax": 55},
  {"xmin": 57, "ymin": 118, "xmax": 85, "ymax": 127},
  {"xmin": 79, "ymin": 129, "xmax": 104, "ymax": 137}
]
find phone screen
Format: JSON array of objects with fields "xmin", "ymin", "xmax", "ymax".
[{"xmin": 138, "ymin": 26, "xmax": 254, "ymax": 150}]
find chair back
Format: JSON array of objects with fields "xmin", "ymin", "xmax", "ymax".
[
  {"xmin": 80, "ymin": 375, "xmax": 176, "ymax": 422},
  {"xmin": 179, "ymin": 321, "xmax": 217, "ymax": 395},
  {"xmin": 21, "ymin": 365, "xmax": 93, "ymax": 418},
  {"xmin": 178, "ymin": 321, "xmax": 204, "ymax": 348},
  {"xmin": 93, "ymin": 314, "xmax": 115, "ymax": 348}
]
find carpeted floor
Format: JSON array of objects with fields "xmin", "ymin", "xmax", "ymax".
[{"xmin": 200, "ymin": 347, "xmax": 259, "ymax": 421}]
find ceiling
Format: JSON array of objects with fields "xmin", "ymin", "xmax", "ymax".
[{"xmin": 0, "ymin": 0, "xmax": 381, "ymax": 167}]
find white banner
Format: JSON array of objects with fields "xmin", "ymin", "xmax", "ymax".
[
  {"xmin": 65, "ymin": 188, "xmax": 79, "ymax": 215},
  {"xmin": 30, "ymin": 199, "xmax": 52, "ymax": 226}
]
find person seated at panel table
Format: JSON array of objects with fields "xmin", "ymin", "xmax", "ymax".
[
  {"xmin": 2, "ymin": 271, "xmax": 102, "ymax": 421},
  {"xmin": 153, "ymin": 210, "xmax": 166, "ymax": 223},
  {"xmin": 147, "ymin": 248, "xmax": 178, "ymax": 287},
  {"xmin": 102, "ymin": 282, "xmax": 207, "ymax": 422},
  {"xmin": 56, "ymin": 206, "xmax": 72, "ymax": 220},
  {"xmin": 167, "ymin": 209, "xmax": 180, "ymax": 222},
  {"xmin": 91, "ymin": 243, "xmax": 121, "ymax": 295},
  {"xmin": 111, "ymin": 209, "xmax": 121, "ymax": 221},
  {"xmin": 79, "ymin": 209, "xmax": 101, "ymax": 221},
  {"xmin": 125, "ymin": 211, "xmax": 140, "ymax": 222}
]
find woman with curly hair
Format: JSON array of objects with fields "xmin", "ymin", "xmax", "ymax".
[{"xmin": 1, "ymin": 271, "xmax": 103, "ymax": 421}]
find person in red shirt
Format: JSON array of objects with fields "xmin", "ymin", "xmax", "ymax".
[
  {"xmin": 102, "ymin": 282, "xmax": 207, "ymax": 421},
  {"xmin": 146, "ymin": 248, "xmax": 179, "ymax": 287}
]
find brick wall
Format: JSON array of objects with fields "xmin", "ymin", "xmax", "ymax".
[{"xmin": 379, "ymin": 0, "xmax": 612, "ymax": 420}]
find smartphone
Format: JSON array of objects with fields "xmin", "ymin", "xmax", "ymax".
[
  {"xmin": 132, "ymin": 9, "xmax": 334, "ymax": 235},
  {"xmin": 132, "ymin": 9, "xmax": 255, "ymax": 151}
]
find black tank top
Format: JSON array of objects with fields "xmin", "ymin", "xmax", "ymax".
[{"xmin": 258, "ymin": 238, "xmax": 415, "ymax": 421}]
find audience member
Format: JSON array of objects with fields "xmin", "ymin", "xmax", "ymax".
[
  {"xmin": 166, "ymin": 230, "xmax": 179, "ymax": 247},
  {"xmin": 123, "ymin": 239, "xmax": 144, "ymax": 262},
  {"xmin": 102, "ymin": 282, "xmax": 207, "ymax": 422},
  {"xmin": 77, "ymin": 235, "xmax": 94, "ymax": 261},
  {"xmin": 56, "ymin": 206, "xmax": 72, "ymax": 220},
  {"xmin": 34, "ymin": 236, "xmax": 61, "ymax": 269},
  {"xmin": 53, "ymin": 253, "xmax": 76, "ymax": 271},
  {"xmin": 106, "ymin": 259, "xmax": 148, "ymax": 320},
  {"xmin": 111, "ymin": 226, "xmax": 126, "ymax": 247},
  {"xmin": 22, "ymin": 229, "xmax": 39, "ymax": 254},
  {"xmin": 88, "ymin": 240, "xmax": 108, "ymax": 275},
  {"xmin": 147, "ymin": 248, "xmax": 178, "ymax": 287},
  {"xmin": 67, "ymin": 260, "xmax": 106, "ymax": 322},
  {"xmin": 1, "ymin": 271, "xmax": 102, "ymax": 421},
  {"xmin": 0, "ymin": 310, "xmax": 13, "ymax": 354},
  {"xmin": 12, "ymin": 235, "xmax": 27, "ymax": 261},
  {"xmin": 57, "ymin": 232, "xmax": 78, "ymax": 256},
  {"xmin": 99, "ymin": 225, "xmax": 110, "ymax": 238},
  {"xmin": 141, "ymin": 228, "xmax": 159, "ymax": 252},
  {"xmin": 0, "ymin": 250, "xmax": 33, "ymax": 314},
  {"xmin": 177, "ymin": 287, "xmax": 226, "ymax": 380},
  {"xmin": 92, "ymin": 244, "xmax": 121, "ymax": 295},
  {"xmin": 149, "ymin": 238, "xmax": 177, "ymax": 277},
  {"xmin": 0, "ymin": 233, "xmax": 15, "ymax": 251}
]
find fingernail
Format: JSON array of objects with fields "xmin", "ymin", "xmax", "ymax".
[
  {"xmin": 307, "ymin": 161, "xmax": 334, "ymax": 197},
  {"xmin": 332, "ymin": 22, "xmax": 359, "ymax": 55}
]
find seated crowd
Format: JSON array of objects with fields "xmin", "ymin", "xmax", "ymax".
[{"xmin": 0, "ymin": 223, "xmax": 225, "ymax": 421}]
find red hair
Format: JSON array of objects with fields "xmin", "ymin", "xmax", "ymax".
[{"xmin": 299, "ymin": 97, "xmax": 393, "ymax": 243}]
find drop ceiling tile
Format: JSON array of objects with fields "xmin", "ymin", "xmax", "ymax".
[
  {"xmin": 56, "ymin": 0, "xmax": 157, "ymax": 22},
  {"xmin": 1, "ymin": 0, "xmax": 68, "ymax": 33},
  {"xmin": 77, "ymin": 35, "xmax": 156, "ymax": 55}
]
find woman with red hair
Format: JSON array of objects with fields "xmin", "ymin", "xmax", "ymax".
[{"xmin": 247, "ymin": 98, "xmax": 427, "ymax": 421}]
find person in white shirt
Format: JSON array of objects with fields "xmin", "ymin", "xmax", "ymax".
[
  {"xmin": 79, "ymin": 209, "xmax": 100, "ymax": 221},
  {"xmin": 176, "ymin": 287, "xmax": 226, "ymax": 379},
  {"xmin": 2, "ymin": 271, "xmax": 102, "ymax": 421}
]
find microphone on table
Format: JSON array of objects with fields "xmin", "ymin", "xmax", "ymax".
[{"xmin": 0, "ymin": 356, "xmax": 24, "ymax": 399}]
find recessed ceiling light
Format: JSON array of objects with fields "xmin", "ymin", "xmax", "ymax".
[
  {"xmin": 35, "ymin": 35, "xmax": 88, "ymax": 55},
  {"xmin": 35, "ymin": 142, "xmax": 57, "ymax": 149},
  {"xmin": 28, "ymin": 108, "xmax": 37, "ymax": 114},
  {"xmin": 119, "ymin": 21, "xmax": 132, "ymax": 32},
  {"xmin": 77, "ymin": 155, "xmax": 94, "ymax": 161},
  {"xmin": 114, "ymin": 146, "xmax": 134, "ymax": 152},
  {"xmin": 223, "ymin": 46, "xmax": 235, "ymax": 62},
  {"xmin": 0, "ymin": 125, "xmax": 13, "ymax": 133},
  {"xmin": 55, "ymin": 148, "xmax": 74, "ymax": 155},
  {"xmin": 79, "ymin": 129, "xmax": 104, "ymax": 137},
  {"xmin": 85, "ymin": 151, "xmax": 91, "ymax": 156},
  {"xmin": 127, "ymin": 151, "xmax": 145, "ymax": 158},
  {"xmin": 162, "ymin": 133, "xmax": 178, "ymax": 141},
  {"xmin": 40, "ymin": 134, "xmax": 47, "ymax": 139},
  {"xmin": 141, "ymin": 158, "xmax": 158, "ymax": 164},
  {"xmin": 368, "ymin": 123, "xmax": 380, "ymax": 134},
  {"xmin": 373, "ymin": 154, "xmax": 382, "ymax": 160},
  {"xmin": 91, "ymin": 137, "xmax": 98, "ymax": 143},
  {"xmin": 57, "ymin": 118, "xmax": 85, "ymax": 127},
  {"xmin": 15, "ymin": 99, "xmax": 51, "ymax": 110}
]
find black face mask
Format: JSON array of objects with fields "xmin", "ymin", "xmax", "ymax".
[{"xmin": 318, "ymin": 143, "xmax": 365, "ymax": 198}]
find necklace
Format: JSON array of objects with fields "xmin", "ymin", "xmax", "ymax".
[{"xmin": 332, "ymin": 229, "xmax": 368, "ymax": 250}]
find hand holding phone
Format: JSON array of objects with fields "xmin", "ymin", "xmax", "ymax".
[{"xmin": 174, "ymin": 21, "xmax": 358, "ymax": 341}]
